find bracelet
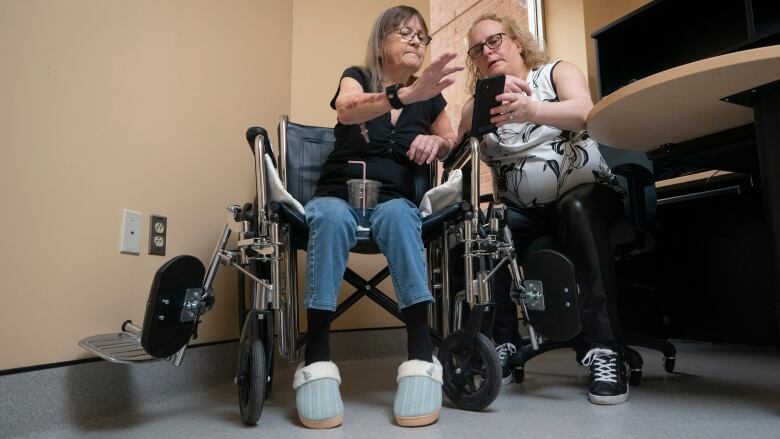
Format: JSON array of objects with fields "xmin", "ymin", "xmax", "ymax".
[{"xmin": 438, "ymin": 138, "xmax": 456, "ymax": 161}]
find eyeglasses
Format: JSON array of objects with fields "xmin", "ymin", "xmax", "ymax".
[
  {"xmin": 467, "ymin": 33, "xmax": 507, "ymax": 59},
  {"xmin": 389, "ymin": 26, "xmax": 432, "ymax": 46}
]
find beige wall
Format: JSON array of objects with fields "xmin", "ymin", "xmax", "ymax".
[
  {"xmin": 544, "ymin": 0, "xmax": 588, "ymax": 78},
  {"xmin": 290, "ymin": 0, "xmax": 431, "ymax": 331},
  {"xmin": 0, "ymin": 0, "xmax": 292, "ymax": 370}
]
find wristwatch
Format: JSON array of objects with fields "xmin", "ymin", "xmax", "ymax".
[{"xmin": 385, "ymin": 83, "xmax": 405, "ymax": 109}]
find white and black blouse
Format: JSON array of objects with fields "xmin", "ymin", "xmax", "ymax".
[{"xmin": 481, "ymin": 61, "xmax": 621, "ymax": 208}]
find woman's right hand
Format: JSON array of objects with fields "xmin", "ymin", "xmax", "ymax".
[{"xmin": 400, "ymin": 52, "xmax": 463, "ymax": 104}]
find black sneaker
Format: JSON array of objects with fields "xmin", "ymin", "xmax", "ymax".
[
  {"xmin": 495, "ymin": 342, "xmax": 518, "ymax": 385},
  {"xmin": 581, "ymin": 347, "xmax": 629, "ymax": 405}
]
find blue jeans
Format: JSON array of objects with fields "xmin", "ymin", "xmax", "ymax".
[{"xmin": 303, "ymin": 196, "xmax": 432, "ymax": 311}]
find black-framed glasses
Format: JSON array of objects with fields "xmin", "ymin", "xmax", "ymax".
[
  {"xmin": 389, "ymin": 26, "xmax": 432, "ymax": 46},
  {"xmin": 467, "ymin": 33, "xmax": 507, "ymax": 59}
]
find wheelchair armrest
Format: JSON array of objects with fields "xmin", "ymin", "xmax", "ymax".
[
  {"xmin": 245, "ymin": 126, "xmax": 277, "ymax": 167},
  {"xmin": 442, "ymin": 137, "xmax": 479, "ymax": 174},
  {"xmin": 442, "ymin": 137, "xmax": 484, "ymax": 211}
]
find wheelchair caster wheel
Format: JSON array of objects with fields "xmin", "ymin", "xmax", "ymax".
[
  {"xmin": 237, "ymin": 339, "xmax": 266, "ymax": 425},
  {"xmin": 513, "ymin": 367, "xmax": 525, "ymax": 384},
  {"xmin": 628, "ymin": 369, "xmax": 642, "ymax": 386},
  {"xmin": 664, "ymin": 356, "xmax": 675, "ymax": 373},
  {"xmin": 438, "ymin": 330, "xmax": 501, "ymax": 411}
]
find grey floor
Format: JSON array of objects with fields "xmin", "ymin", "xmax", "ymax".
[{"xmin": 20, "ymin": 342, "xmax": 780, "ymax": 439}]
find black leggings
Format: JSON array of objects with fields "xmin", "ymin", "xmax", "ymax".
[{"xmin": 491, "ymin": 183, "xmax": 624, "ymax": 347}]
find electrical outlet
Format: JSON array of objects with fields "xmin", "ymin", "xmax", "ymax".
[
  {"xmin": 120, "ymin": 209, "xmax": 142, "ymax": 255},
  {"xmin": 149, "ymin": 215, "xmax": 167, "ymax": 256}
]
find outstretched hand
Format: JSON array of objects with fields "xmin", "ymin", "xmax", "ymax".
[{"xmin": 404, "ymin": 52, "xmax": 464, "ymax": 104}]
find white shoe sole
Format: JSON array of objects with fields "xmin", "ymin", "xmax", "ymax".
[
  {"xmin": 588, "ymin": 388, "xmax": 629, "ymax": 405},
  {"xmin": 501, "ymin": 374, "xmax": 513, "ymax": 385}
]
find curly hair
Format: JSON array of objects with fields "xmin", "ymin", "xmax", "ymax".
[{"xmin": 465, "ymin": 14, "xmax": 549, "ymax": 93}]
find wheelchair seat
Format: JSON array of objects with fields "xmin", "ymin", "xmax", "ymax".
[{"xmin": 271, "ymin": 201, "xmax": 464, "ymax": 254}]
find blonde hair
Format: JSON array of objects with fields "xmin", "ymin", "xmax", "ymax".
[
  {"xmin": 363, "ymin": 5, "xmax": 428, "ymax": 92},
  {"xmin": 465, "ymin": 14, "xmax": 549, "ymax": 92}
]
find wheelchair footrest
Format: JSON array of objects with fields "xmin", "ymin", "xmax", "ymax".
[
  {"xmin": 79, "ymin": 332, "xmax": 160, "ymax": 364},
  {"xmin": 522, "ymin": 249, "xmax": 581, "ymax": 342}
]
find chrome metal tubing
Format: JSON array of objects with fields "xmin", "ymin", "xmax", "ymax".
[
  {"xmin": 278, "ymin": 115, "xmax": 288, "ymax": 186},
  {"xmin": 453, "ymin": 291, "xmax": 466, "ymax": 331},
  {"xmin": 253, "ymin": 134, "xmax": 269, "ymax": 224},
  {"xmin": 122, "ymin": 322, "xmax": 142, "ymax": 336},
  {"xmin": 477, "ymin": 271, "xmax": 490, "ymax": 304},
  {"xmin": 440, "ymin": 224, "xmax": 451, "ymax": 337},
  {"xmin": 250, "ymin": 275, "xmax": 258, "ymax": 310},
  {"xmin": 285, "ymin": 227, "xmax": 299, "ymax": 361},
  {"xmin": 508, "ymin": 257, "xmax": 539, "ymax": 350},
  {"xmin": 269, "ymin": 222, "xmax": 281, "ymax": 311},
  {"xmin": 464, "ymin": 217, "xmax": 476, "ymax": 305},
  {"xmin": 443, "ymin": 137, "xmax": 478, "ymax": 174},
  {"xmin": 172, "ymin": 344, "xmax": 187, "ymax": 367},
  {"xmin": 278, "ymin": 298, "xmax": 290, "ymax": 361},
  {"xmin": 204, "ymin": 222, "xmax": 232, "ymax": 291},
  {"xmin": 228, "ymin": 260, "xmax": 272, "ymax": 291},
  {"xmin": 426, "ymin": 245, "xmax": 438, "ymax": 330},
  {"xmin": 468, "ymin": 137, "xmax": 480, "ymax": 211}
]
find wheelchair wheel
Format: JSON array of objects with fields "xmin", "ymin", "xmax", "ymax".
[
  {"xmin": 237, "ymin": 339, "xmax": 266, "ymax": 425},
  {"xmin": 438, "ymin": 330, "xmax": 501, "ymax": 411}
]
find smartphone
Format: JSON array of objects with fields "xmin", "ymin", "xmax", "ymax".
[{"xmin": 471, "ymin": 74, "xmax": 506, "ymax": 137}]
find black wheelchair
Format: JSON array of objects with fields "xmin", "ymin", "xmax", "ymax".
[{"xmin": 79, "ymin": 115, "xmax": 580, "ymax": 425}]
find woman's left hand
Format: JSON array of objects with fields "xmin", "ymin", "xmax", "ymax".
[
  {"xmin": 490, "ymin": 75, "xmax": 537, "ymax": 126},
  {"xmin": 407, "ymin": 134, "xmax": 446, "ymax": 165}
]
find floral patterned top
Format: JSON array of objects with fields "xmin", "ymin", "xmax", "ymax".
[{"xmin": 481, "ymin": 61, "xmax": 622, "ymax": 208}]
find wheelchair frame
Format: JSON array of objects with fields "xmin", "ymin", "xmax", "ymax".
[{"xmin": 79, "ymin": 115, "xmax": 575, "ymax": 425}]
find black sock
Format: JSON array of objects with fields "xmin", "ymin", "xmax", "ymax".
[
  {"xmin": 402, "ymin": 301, "xmax": 433, "ymax": 362},
  {"xmin": 305, "ymin": 308, "xmax": 333, "ymax": 365}
]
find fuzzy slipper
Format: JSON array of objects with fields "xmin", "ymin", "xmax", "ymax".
[
  {"xmin": 293, "ymin": 361, "xmax": 343, "ymax": 429},
  {"xmin": 393, "ymin": 357, "xmax": 443, "ymax": 427}
]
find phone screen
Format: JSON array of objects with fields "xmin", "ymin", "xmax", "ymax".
[{"xmin": 470, "ymin": 74, "xmax": 506, "ymax": 137}]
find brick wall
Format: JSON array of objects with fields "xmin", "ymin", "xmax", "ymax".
[{"xmin": 430, "ymin": 0, "xmax": 529, "ymax": 197}]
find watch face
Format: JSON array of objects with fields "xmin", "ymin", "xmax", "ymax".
[{"xmin": 386, "ymin": 84, "xmax": 404, "ymax": 109}]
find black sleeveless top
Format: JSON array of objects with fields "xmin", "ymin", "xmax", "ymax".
[{"xmin": 315, "ymin": 66, "xmax": 447, "ymax": 203}]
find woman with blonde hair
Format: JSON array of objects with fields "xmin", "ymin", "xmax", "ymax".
[
  {"xmin": 458, "ymin": 14, "xmax": 629, "ymax": 405},
  {"xmin": 293, "ymin": 5, "xmax": 462, "ymax": 429}
]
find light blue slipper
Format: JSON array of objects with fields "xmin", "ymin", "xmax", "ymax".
[
  {"xmin": 293, "ymin": 361, "xmax": 343, "ymax": 429},
  {"xmin": 394, "ymin": 357, "xmax": 443, "ymax": 427}
]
